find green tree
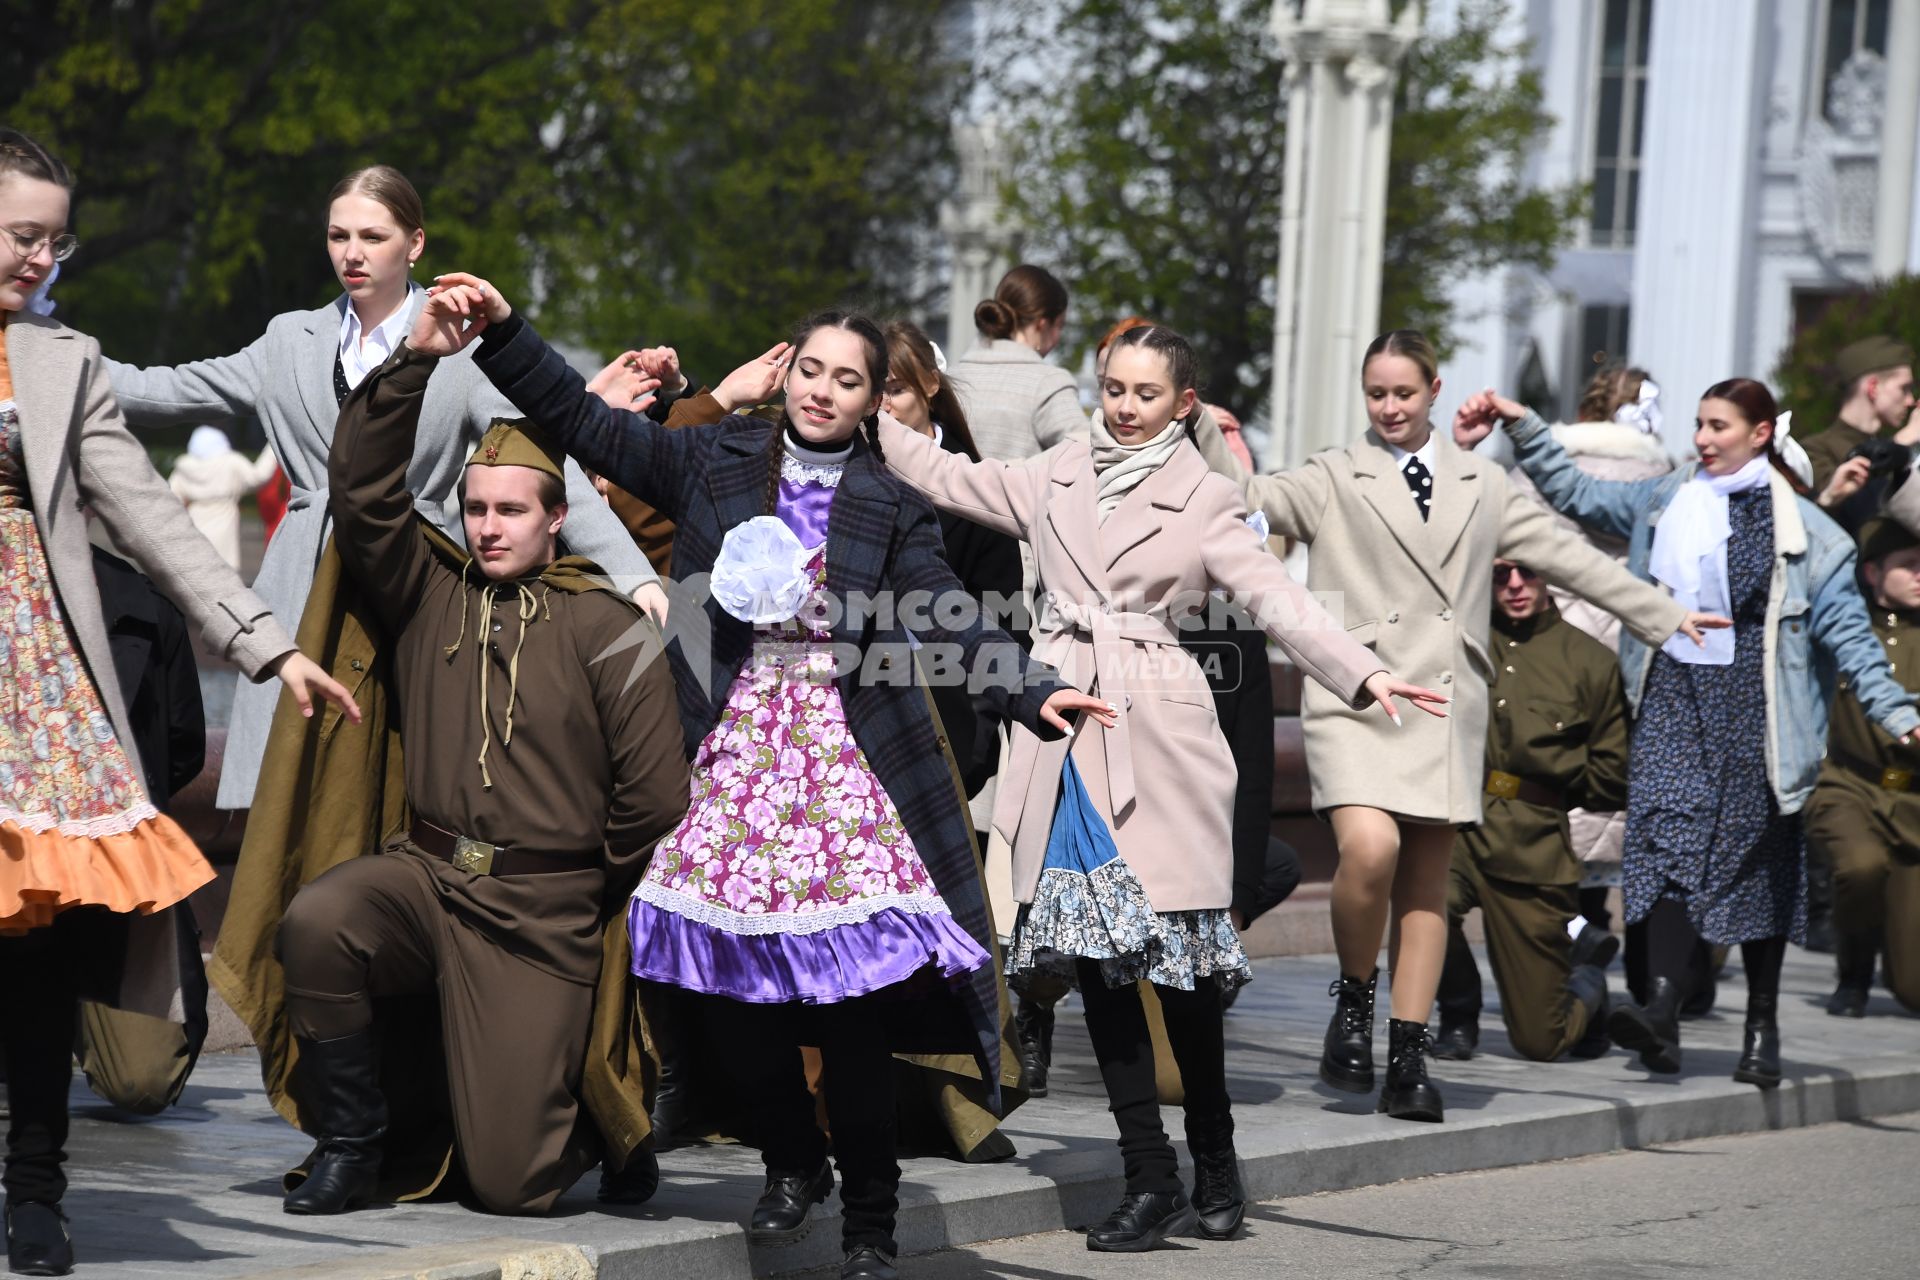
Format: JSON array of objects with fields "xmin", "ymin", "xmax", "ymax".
[
  {"xmin": 3, "ymin": 1, "xmax": 970, "ymax": 380},
  {"xmin": 997, "ymin": 0, "xmax": 1583, "ymax": 417},
  {"xmin": 1773, "ymin": 276, "xmax": 1920, "ymax": 435}
]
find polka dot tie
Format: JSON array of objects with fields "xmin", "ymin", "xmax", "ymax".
[
  {"xmin": 1403, "ymin": 456, "xmax": 1432, "ymax": 522},
  {"xmin": 333, "ymin": 352, "xmax": 349, "ymax": 407}
]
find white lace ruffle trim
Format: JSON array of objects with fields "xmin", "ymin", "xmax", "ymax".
[
  {"xmin": 632, "ymin": 876, "xmax": 954, "ymax": 937},
  {"xmin": 780, "ymin": 455, "xmax": 846, "ymax": 488},
  {"xmin": 0, "ymin": 801, "xmax": 163, "ymax": 840}
]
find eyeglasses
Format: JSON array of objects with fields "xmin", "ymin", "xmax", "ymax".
[
  {"xmin": 5, "ymin": 227, "xmax": 79, "ymax": 263},
  {"xmin": 1492, "ymin": 563, "xmax": 1539, "ymax": 585}
]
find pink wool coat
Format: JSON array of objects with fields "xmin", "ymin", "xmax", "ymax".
[{"xmin": 877, "ymin": 418, "xmax": 1382, "ymax": 913}]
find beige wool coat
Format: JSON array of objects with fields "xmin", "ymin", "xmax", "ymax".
[
  {"xmin": 878, "ymin": 418, "xmax": 1382, "ymax": 913},
  {"xmin": 1216, "ymin": 428, "xmax": 1687, "ymax": 825},
  {"xmin": 4, "ymin": 312, "xmax": 296, "ymax": 1016}
]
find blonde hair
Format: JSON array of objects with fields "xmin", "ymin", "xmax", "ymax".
[
  {"xmin": 326, "ymin": 165, "xmax": 426, "ymax": 235},
  {"xmin": 1577, "ymin": 364, "xmax": 1652, "ymax": 424},
  {"xmin": 1362, "ymin": 329, "xmax": 1438, "ymax": 384}
]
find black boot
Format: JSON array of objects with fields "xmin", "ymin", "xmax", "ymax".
[
  {"xmin": 5, "ymin": 1201, "xmax": 73, "ymax": 1277},
  {"xmin": 1431, "ymin": 1015, "xmax": 1478, "ymax": 1061},
  {"xmin": 840, "ymin": 1245, "xmax": 900, "ymax": 1279},
  {"xmin": 1565, "ymin": 962, "xmax": 1612, "ymax": 1059},
  {"xmin": 1607, "ymin": 975, "xmax": 1682, "ymax": 1073},
  {"xmin": 747, "ymin": 1161, "xmax": 834, "ymax": 1246},
  {"xmin": 1732, "ymin": 992, "xmax": 1782, "ymax": 1089},
  {"xmin": 1803, "ymin": 909, "xmax": 1835, "ymax": 955},
  {"xmin": 1015, "ymin": 997, "xmax": 1055, "ymax": 1099},
  {"xmin": 283, "ymin": 1031, "xmax": 387, "ymax": 1215},
  {"xmin": 1084, "ymin": 1190, "xmax": 1198, "ymax": 1252},
  {"xmin": 597, "ymin": 1144, "xmax": 660, "ymax": 1205},
  {"xmin": 1376, "ymin": 1019, "xmax": 1444, "ymax": 1122},
  {"xmin": 648, "ymin": 1046, "xmax": 694, "ymax": 1151},
  {"xmin": 1186, "ymin": 1115, "xmax": 1244, "ymax": 1240},
  {"xmin": 1319, "ymin": 969, "xmax": 1377, "ymax": 1093},
  {"xmin": 1570, "ymin": 925, "xmax": 1621, "ymax": 971},
  {"xmin": 1826, "ymin": 932, "xmax": 1877, "ymax": 1018}
]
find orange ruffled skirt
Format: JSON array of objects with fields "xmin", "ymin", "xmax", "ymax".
[{"xmin": 0, "ymin": 439, "xmax": 213, "ymax": 934}]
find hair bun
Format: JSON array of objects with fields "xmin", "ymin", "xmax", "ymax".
[{"xmin": 974, "ymin": 298, "xmax": 1015, "ymax": 339}]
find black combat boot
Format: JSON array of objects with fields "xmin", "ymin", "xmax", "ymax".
[
  {"xmin": 1565, "ymin": 960, "xmax": 1612, "ymax": 1059},
  {"xmin": 1607, "ymin": 975, "xmax": 1682, "ymax": 1073},
  {"xmin": 1376, "ymin": 1019, "xmax": 1444, "ymax": 1122},
  {"xmin": 1186, "ymin": 1114, "xmax": 1245, "ymax": 1240},
  {"xmin": 282, "ymin": 1031, "xmax": 387, "ymax": 1215},
  {"xmin": 1084, "ymin": 1190, "xmax": 1198, "ymax": 1252},
  {"xmin": 647, "ymin": 1041, "xmax": 694, "ymax": 1151},
  {"xmin": 1431, "ymin": 1015, "xmax": 1478, "ymax": 1061},
  {"xmin": 1015, "ymin": 996, "xmax": 1055, "ymax": 1098},
  {"xmin": 748, "ymin": 1160, "xmax": 834, "ymax": 1246},
  {"xmin": 1732, "ymin": 991, "xmax": 1782, "ymax": 1089},
  {"xmin": 5, "ymin": 1201, "xmax": 73, "ymax": 1277},
  {"xmin": 1826, "ymin": 931, "xmax": 1877, "ymax": 1018},
  {"xmin": 597, "ymin": 1144, "xmax": 661, "ymax": 1205},
  {"xmin": 1319, "ymin": 969, "xmax": 1378, "ymax": 1092},
  {"xmin": 840, "ymin": 1245, "xmax": 900, "ymax": 1278}
]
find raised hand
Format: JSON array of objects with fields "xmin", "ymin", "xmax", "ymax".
[
  {"xmin": 713, "ymin": 341, "xmax": 794, "ymax": 413},
  {"xmin": 1818, "ymin": 455, "xmax": 1873, "ymax": 509},
  {"xmin": 430, "ymin": 271, "xmax": 512, "ymax": 325},
  {"xmin": 1040, "ymin": 688, "xmax": 1118, "ymax": 735},
  {"xmin": 1363, "ymin": 671, "xmax": 1449, "ymax": 726},
  {"xmin": 587, "ymin": 352, "xmax": 663, "ymax": 413},
  {"xmin": 633, "ymin": 346, "xmax": 686, "ymax": 395},
  {"xmin": 1453, "ymin": 389, "xmax": 1528, "ymax": 449},
  {"xmin": 270, "ymin": 651, "xmax": 363, "ymax": 723},
  {"xmin": 407, "ymin": 284, "xmax": 490, "ymax": 356}
]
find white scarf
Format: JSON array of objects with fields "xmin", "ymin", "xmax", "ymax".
[
  {"xmin": 1089, "ymin": 408, "xmax": 1186, "ymax": 523},
  {"xmin": 1647, "ymin": 456, "xmax": 1771, "ymax": 665}
]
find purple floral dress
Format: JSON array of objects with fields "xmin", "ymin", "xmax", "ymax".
[{"xmin": 627, "ymin": 449, "xmax": 990, "ymax": 1003}]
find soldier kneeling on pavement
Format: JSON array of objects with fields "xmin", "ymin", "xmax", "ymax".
[
  {"xmin": 1435, "ymin": 559, "xmax": 1629, "ymax": 1061},
  {"xmin": 1801, "ymin": 517, "xmax": 1920, "ymax": 1018}
]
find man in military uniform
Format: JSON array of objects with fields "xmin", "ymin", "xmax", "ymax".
[
  {"xmin": 1804, "ymin": 335, "xmax": 1917, "ymax": 538},
  {"xmin": 1434, "ymin": 560, "xmax": 1629, "ymax": 1061},
  {"xmin": 270, "ymin": 303, "xmax": 689, "ymax": 1217},
  {"xmin": 1801, "ymin": 518, "xmax": 1920, "ymax": 1017}
]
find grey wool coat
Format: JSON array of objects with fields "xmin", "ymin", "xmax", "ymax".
[
  {"xmin": 1208, "ymin": 427, "xmax": 1688, "ymax": 825},
  {"xmin": 948, "ymin": 339, "xmax": 1089, "ymax": 463},
  {"xmin": 5, "ymin": 311, "xmax": 297, "ymax": 1015},
  {"xmin": 105, "ymin": 292, "xmax": 657, "ymax": 808}
]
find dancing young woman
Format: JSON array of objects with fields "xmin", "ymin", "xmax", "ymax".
[
  {"xmin": 420, "ymin": 272, "xmax": 1107, "ymax": 1280},
  {"xmin": 1456, "ymin": 377, "xmax": 1919, "ymax": 1086},
  {"xmin": 1201, "ymin": 329, "xmax": 1723, "ymax": 1123},
  {"xmin": 877, "ymin": 323, "xmax": 1443, "ymax": 1250},
  {"xmin": 101, "ymin": 164, "xmax": 657, "ymax": 811},
  {"xmin": 0, "ymin": 127, "xmax": 355, "ymax": 1277}
]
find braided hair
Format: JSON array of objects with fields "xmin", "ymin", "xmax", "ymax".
[
  {"xmin": 0, "ymin": 129, "xmax": 73, "ymax": 190},
  {"xmin": 761, "ymin": 309, "xmax": 890, "ymax": 514}
]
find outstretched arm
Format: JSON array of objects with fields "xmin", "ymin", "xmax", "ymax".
[
  {"xmin": 1458, "ymin": 392, "xmax": 1664, "ymax": 540},
  {"xmin": 104, "ymin": 331, "xmax": 270, "ymax": 429},
  {"xmin": 875, "ymin": 412, "xmax": 1043, "ymax": 540}
]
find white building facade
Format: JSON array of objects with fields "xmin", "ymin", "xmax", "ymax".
[{"xmin": 1442, "ymin": 0, "xmax": 1920, "ymax": 455}]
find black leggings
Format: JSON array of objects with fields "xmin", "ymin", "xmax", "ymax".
[
  {"xmin": 1642, "ymin": 895, "xmax": 1785, "ymax": 1008},
  {"xmin": 1075, "ymin": 959, "xmax": 1232, "ymax": 1195},
  {"xmin": 704, "ymin": 994, "xmax": 900, "ymax": 1255}
]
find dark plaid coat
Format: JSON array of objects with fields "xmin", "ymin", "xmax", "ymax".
[{"xmin": 473, "ymin": 312, "xmax": 1065, "ymax": 1095}]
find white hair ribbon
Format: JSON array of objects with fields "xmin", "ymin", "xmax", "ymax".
[
  {"xmin": 1612, "ymin": 378, "xmax": 1663, "ymax": 437},
  {"xmin": 929, "ymin": 340, "xmax": 949, "ymax": 374},
  {"xmin": 1773, "ymin": 409, "xmax": 1814, "ymax": 489}
]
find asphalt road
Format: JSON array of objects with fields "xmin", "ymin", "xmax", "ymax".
[{"xmin": 801, "ymin": 1110, "xmax": 1920, "ymax": 1279}]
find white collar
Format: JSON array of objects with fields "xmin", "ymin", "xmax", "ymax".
[
  {"xmin": 1389, "ymin": 434, "xmax": 1437, "ymax": 471},
  {"xmin": 339, "ymin": 286, "xmax": 421, "ymax": 378}
]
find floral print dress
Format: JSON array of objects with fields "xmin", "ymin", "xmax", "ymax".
[
  {"xmin": 0, "ymin": 394, "xmax": 213, "ymax": 933},
  {"xmin": 626, "ymin": 450, "xmax": 990, "ymax": 1003}
]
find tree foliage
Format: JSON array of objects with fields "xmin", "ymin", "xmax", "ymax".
[
  {"xmin": 2, "ymin": 0, "xmax": 968, "ymax": 378},
  {"xmin": 996, "ymin": 0, "xmax": 1583, "ymax": 418},
  {"xmin": 1773, "ymin": 275, "xmax": 1920, "ymax": 435}
]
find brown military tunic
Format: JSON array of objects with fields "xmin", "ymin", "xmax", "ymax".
[
  {"xmin": 276, "ymin": 343, "xmax": 689, "ymax": 1212},
  {"xmin": 1442, "ymin": 603, "xmax": 1630, "ymax": 1060},
  {"xmin": 1802, "ymin": 606, "xmax": 1920, "ymax": 1012}
]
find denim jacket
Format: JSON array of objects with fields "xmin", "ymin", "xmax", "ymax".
[{"xmin": 1507, "ymin": 411, "xmax": 1920, "ymax": 813}]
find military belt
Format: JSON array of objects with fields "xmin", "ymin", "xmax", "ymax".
[
  {"xmin": 409, "ymin": 819, "xmax": 596, "ymax": 877},
  {"xmin": 1484, "ymin": 769, "xmax": 1566, "ymax": 810}
]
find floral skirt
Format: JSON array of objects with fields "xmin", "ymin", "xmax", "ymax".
[
  {"xmin": 1007, "ymin": 857, "xmax": 1251, "ymax": 993},
  {"xmin": 0, "ymin": 507, "xmax": 213, "ymax": 934},
  {"xmin": 628, "ymin": 638, "xmax": 989, "ymax": 1003}
]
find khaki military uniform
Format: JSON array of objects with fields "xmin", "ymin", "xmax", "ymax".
[
  {"xmin": 1801, "ymin": 607, "xmax": 1920, "ymax": 1012},
  {"xmin": 1441, "ymin": 604, "xmax": 1630, "ymax": 1060}
]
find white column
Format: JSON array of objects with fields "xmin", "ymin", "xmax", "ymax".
[
  {"xmin": 1628, "ymin": 0, "xmax": 1767, "ymax": 455},
  {"xmin": 1878, "ymin": 0, "xmax": 1920, "ymax": 274},
  {"xmin": 1268, "ymin": 0, "xmax": 1419, "ymax": 468},
  {"xmin": 941, "ymin": 121, "xmax": 1017, "ymax": 355}
]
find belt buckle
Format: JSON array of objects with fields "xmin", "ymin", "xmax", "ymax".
[
  {"xmin": 1485, "ymin": 771, "xmax": 1520, "ymax": 800},
  {"xmin": 1881, "ymin": 767, "xmax": 1913, "ymax": 793},
  {"xmin": 452, "ymin": 835, "xmax": 496, "ymax": 875}
]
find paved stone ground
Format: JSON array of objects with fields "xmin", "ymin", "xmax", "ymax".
[
  {"xmin": 49, "ymin": 946, "xmax": 1920, "ymax": 1279},
  {"xmin": 796, "ymin": 1111, "xmax": 1920, "ymax": 1279}
]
